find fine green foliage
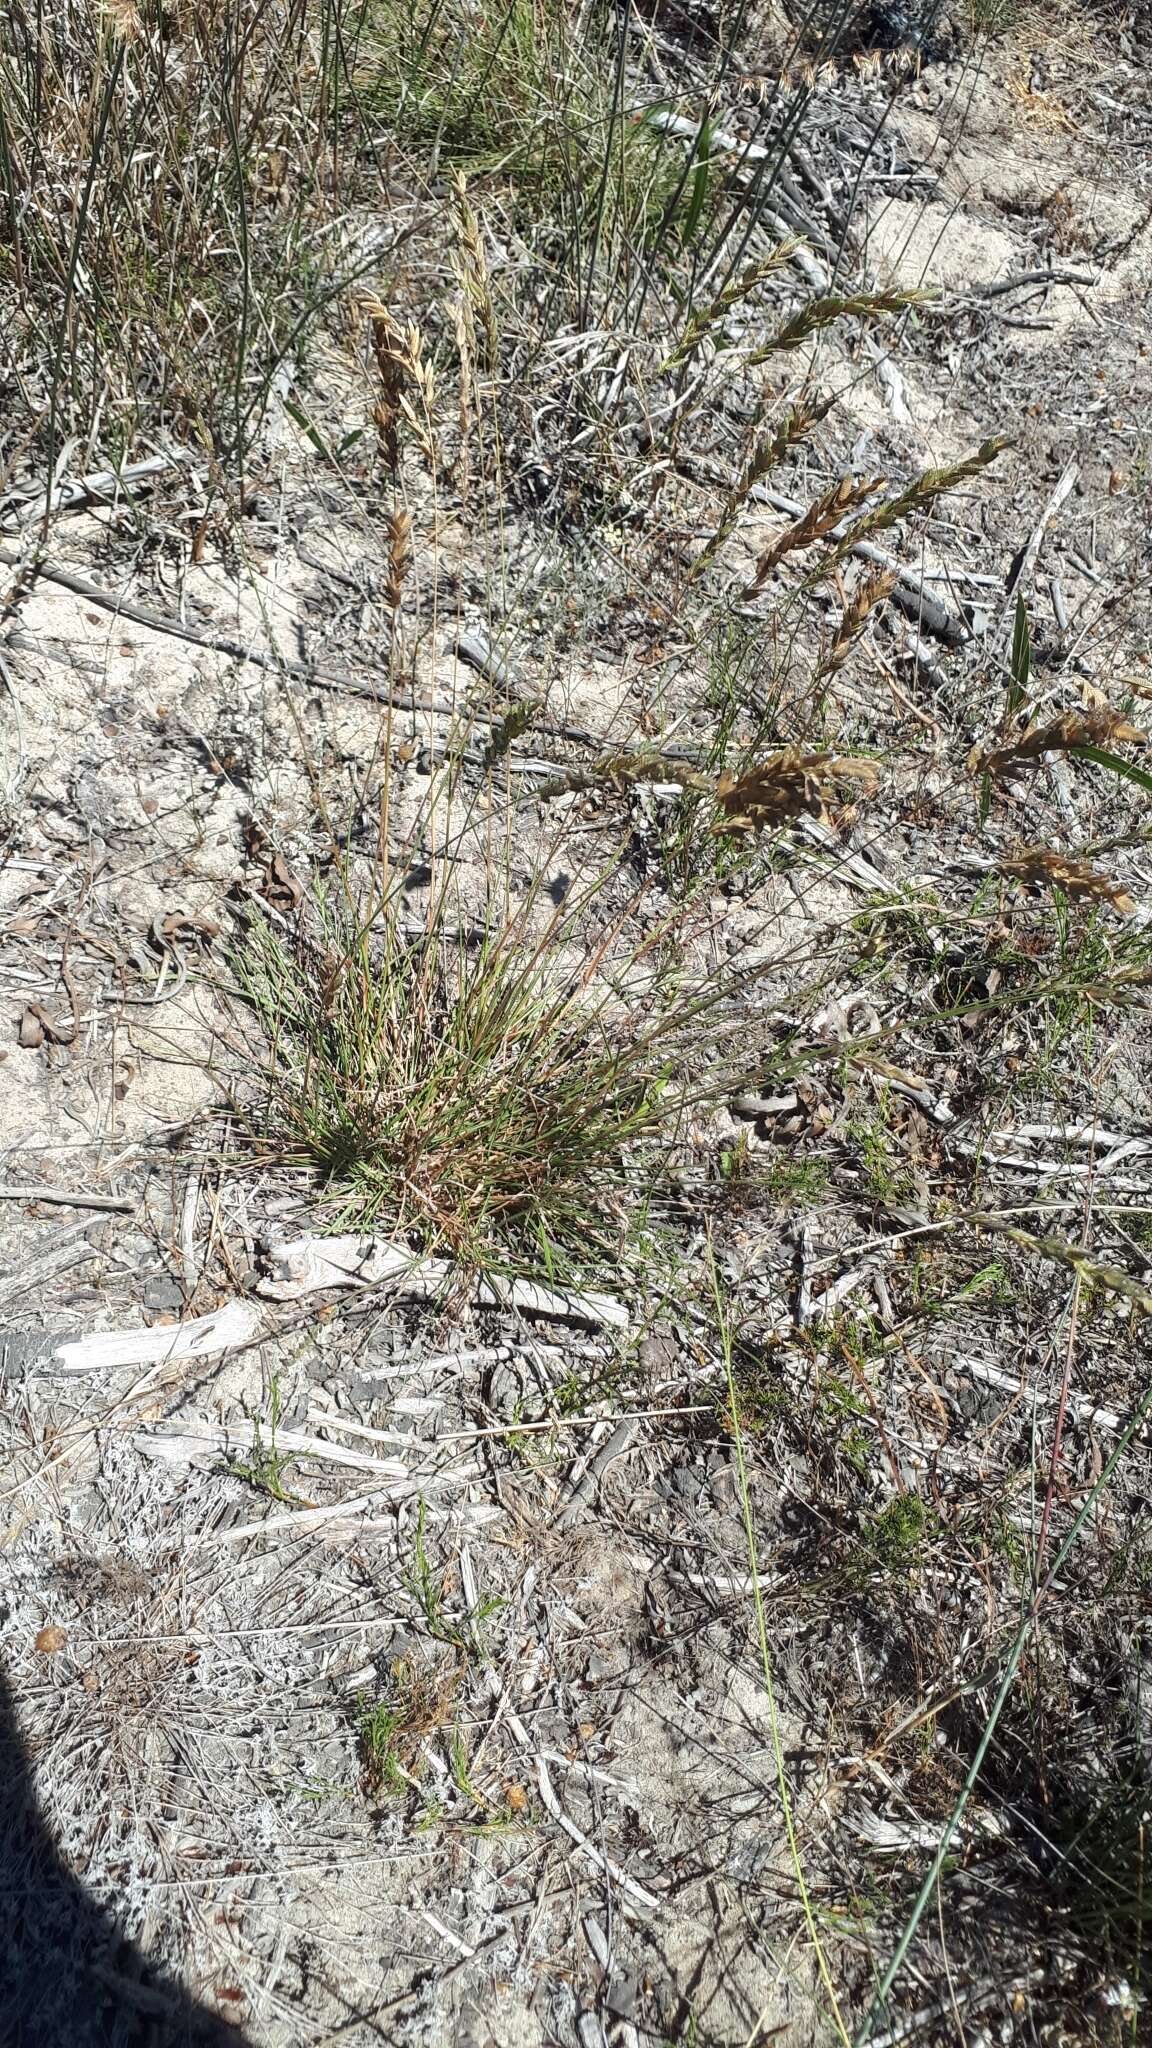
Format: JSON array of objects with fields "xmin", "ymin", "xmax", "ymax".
[
  {"xmin": 860, "ymin": 1494, "xmax": 934, "ymax": 1577},
  {"xmin": 229, "ymin": 869, "xmax": 742, "ymax": 1274},
  {"xmin": 355, "ymin": 1692, "xmax": 410, "ymax": 1795},
  {"xmin": 227, "ymin": 1375, "xmax": 306, "ymax": 1504},
  {"xmin": 354, "ymin": 0, "xmax": 715, "ymax": 262}
]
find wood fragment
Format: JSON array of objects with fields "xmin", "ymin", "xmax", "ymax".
[
  {"xmin": 257, "ymin": 1233, "xmax": 629, "ymax": 1329},
  {"xmin": 38, "ymin": 1300, "xmax": 261, "ymax": 1374},
  {"xmin": 1, "ymin": 452, "xmax": 196, "ymax": 531},
  {"xmin": 135, "ymin": 1421, "xmax": 409, "ymax": 1481},
  {"xmin": 0, "ymin": 1184, "xmax": 134, "ymax": 1213},
  {"xmin": 1003, "ymin": 458, "xmax": 1079, "ymax": 600}
]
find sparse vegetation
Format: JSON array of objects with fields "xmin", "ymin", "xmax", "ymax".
[
  {"xmin": 229, "ymin": 868, "xmax": 757, "ymax": 1274},
  {"xmin": 354, "ymin": 1655, "xmax": 459, "ymax": 1795},
  {"xmin": 860, "ymin": 1492, "xmax": 934, "ymax": 1576},
  {"xmin": 226, "ymin": 1374, "xmax": 307, "ymax": 1503},
  {"xmin": 4, "ymin": 0, "xmax": 1152, "ymax": 2042}
]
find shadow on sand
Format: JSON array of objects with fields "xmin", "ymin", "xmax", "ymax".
[{"xmin": 0, "ymin": 1669, "xmax": 253, "ymax": 2046}]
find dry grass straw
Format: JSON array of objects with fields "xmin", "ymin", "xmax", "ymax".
[
  {"xmin": 451, "ymin": 174, "xmax": 499, "ymax": 376},
  {"xmin": 819, "ymin": 568, "xmax": 896, "ymax": 676},
  {"xmin": 745, "ymin": 287, "xmax": 932, "ymax": 365},
  {"xmin": 384, "ymin": 510, "xmax": 413, "ymax": 617},
  {"xmin": 974, "ymin": 703, "xmax": 1147, "ymax": 781},
  {"xmin": 662, "ymin": 244, "xmax": 800, "ymax": 373},
  {"xmin": 741, "ymin": 472, "xmax": 884, "ymax": 599},
  {"xmin": 0, "ymin": 0, "xmax": 363, "ymax": 476},
  {"xmin": 362, "ymin": 299, "xmax": 439, "ymax": 473},
  {"xmin": 823, "ymin": 435, "xmax": 1009, "ymax": 569},
  {"xmin": 692, "ymin": 391, "xmax": 838, "ymax": 578},
  {"xmin": 999, "ymin": 847, "xmax": 1136, "ymax": 916}
]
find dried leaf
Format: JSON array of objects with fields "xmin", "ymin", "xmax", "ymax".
[
  {"xmin": 242, "ymin": 820, "xmax": 304, "ymax": 912},
  {"xmin": 713, "ymin": 750, "xmax": 880, "ymax": 835},
  {"xmin": 270, "ymin": 853, "xmax": 304, "ymax": 911},
  {"xmin": 1000, "ymin": 847, "xmax": 1136, "ymax": 916},
  {"xmin": 35, "ymin": 1624, "xmax": 67, "ymax": 1654},
  {"xmin": 19, "ymin": 1002, "xmax": 73, "ymax": 1048},
  {"xmin": 159, "ymin": 910, "xmax": 221, "ymax": 944}
]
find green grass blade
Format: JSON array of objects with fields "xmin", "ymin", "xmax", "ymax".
[{"xmin": 1068, "ymin": 744, "xmax": 1152, "ymax": 798}]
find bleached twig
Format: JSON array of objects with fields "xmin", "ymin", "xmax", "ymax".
[
  {"xmin": 135, "ymin": 1421, "xmax": 409, "ymax": 1482},
  {"xmin": 28, "ymin": 1300, "xmax": 261, "ymax": 1374},
  {"xmin": 257, "ymin": 1233, "xmax": 629, "ymax": 1329}
]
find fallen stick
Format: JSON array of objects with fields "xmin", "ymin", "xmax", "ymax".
[
  {"xmin": 2, "ymin": 1299, "xmax": 261, "ymax": 1376},
  {"xmin": 0, "ymin": 1184, "xmax": 135, "ymax": 1213},
  {"xmin": 1003, "ymin": 457, "xmax": 1080, "ymax": 601},
  {"xmin": 0, "ymin": 544, "xmax": 606, "ymax": 749},
  {"xmin": 0, "ymin": 541, "xmax": 399, "ymax": 692},
  {"xmin": 965, "ymin": 267, "xmax": 1098, "ymax": 302},
  {"xmin": 204, "ymin": 1461, "xmax": 480, "ymax": 1547},
  {"xmin": 257, "ymin": 1233, "xmax": 630, "ymax": 1330},
  {"xmin": 135, "ymin": 1420, "xmax": 408, "ymax": 1481},
  {"xmin": 0, "ymin": 451, "xmax": 197, "ymax": 531}
]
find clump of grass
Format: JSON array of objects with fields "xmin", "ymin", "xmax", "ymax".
[
  {"xmin": 763, "ymin": 1154, "xmax": 832, "ymax": 1207},
  {"xmin": 861, "ymin": 1494, "xmax": 935, "ymax": 1577},
  {"xmin": 354, "ymin": 0, "xmax": 705, "ymax": 258},
  {"xmin": 355, "ymin": 1693, "xmax": 410, "ymax": 1795},
  {"xmin": 354, "ymin": 1655, "xmax": 457, "ymax": 1796},
  {"xmin": 354, "ymin": 0, "xmax": 560, "ymax": 171},
  {"xmin": 230, "ymin": 867, "xmax": 747, "ymax": 1274},
  {"xmin": 969, "ymin": 0, "xmax": 1018, "ymax": 30},
  {"xmin": 0, "ymin": 0, "xmax": 357, "ymax": 478},
  {"xmin": 227, "ymin": 1374, "xmax": 306, "ymax": 1505}
]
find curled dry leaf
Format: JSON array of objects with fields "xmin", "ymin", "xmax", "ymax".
[
  {"xmin": 242, "ymin": 818, "xmax": 304, "ymax": 912},
  {"xmin": 713, "ymin": 750, "xmax": 879, "ymax": 835},
  {"xmin": 972, "ymin": 706, "xmax": 1148, "ymax": 781},
  {"xmin": 158, "ymin": 910, "xmax": 221, "ymax": 945},
  {"xmin": 19, "ymin": 1002, "xmax": 74, "ymax": 1048},
  {"xmin": 1000, "ymin": 847, "xmax": 1136, "ymax": 916}
]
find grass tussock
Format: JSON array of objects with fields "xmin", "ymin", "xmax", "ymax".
[
  {"xmin": 10, "ymin": 0, "xmax": 1152, "ymax": 2039},
  {"xmin": 231, "ymin": 872, "xmax": 736, "ymax": 1272}
]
